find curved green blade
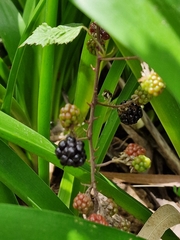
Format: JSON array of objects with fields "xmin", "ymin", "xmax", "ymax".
[{"xmin": 0, "ymin": 204, "xmax": 145, "ymax": 240}]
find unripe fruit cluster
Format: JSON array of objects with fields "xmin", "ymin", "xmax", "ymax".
[
  {"xmin": 59, "ymin": 103, "xmax": 80, "ymax": 130},
  {"xmin": 87, "ymin": 213, "xmax": 108, "ymax": 226},
  {"xmin": 133, "ymin": 85, "xmax": 153, "ymax": 105},
  {"xmin": 87, "ymin": 22, "xmax": 110, "ymax": 56},
  {"xmin": 124, "ymin": 143, "xmax": 146, "ymax": 157},
  {"xmin": 73, "ymin": 192, "xmax": 93, "ymax": 215},
  {"xmin": 89, "ymin": 22, "xmax": 110, "ymax": 41},
  {"xmin": 132, "ymin": 155, "xmax": 151, "ymax": 172},
  {"xmin": 139, "ymin": 72, "xmax": 165, "ymax": 97}
]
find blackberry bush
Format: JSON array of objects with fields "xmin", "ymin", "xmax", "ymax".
[
  {"xmin": 55, "ymin": 135, "xmax": 86, "ymax": 167},
  {"xmin": 59, "ymin": 103, "xmax": 80, "ymax": 130},
  {"xmin": 73, "ymin": 192, "xmax": 93, "ymax": 215},
  {"xmin": 118, "ymin": 100, "xmax": 143, "ymax": 125}
]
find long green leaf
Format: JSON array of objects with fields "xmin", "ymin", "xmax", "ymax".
[
  {"xmin": 0, "ymin": 204, "xmax": 145, "ymax": 240},
  {"xmin": 74, "ymin": 31, "xmax": 96, "ymax": 119},
  {"xmin": 1, "ymin": 0, "xmax": 45, "ymax": 115},
  {"xmin": 0, "ymin": 0, "xmax": 25, "ymax": 61},
  {"xmin": 0, "ymin": 140, "xmax": 71, "ymax": 214},
  {"xmin": 0, "ymin": 182, "xmax": 18, "ymax": 204},
  {"xmin": 37, "ymin": 0, "xmax": 59, "ymax": 184}
]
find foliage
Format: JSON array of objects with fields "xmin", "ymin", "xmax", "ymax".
[{"xmin": 0, "ymin": 0, "xmax": 180, "ymax": 239}]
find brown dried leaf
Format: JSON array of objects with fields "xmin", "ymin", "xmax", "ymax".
[{"xmin": 138, "ymin": 204, "xmax": 180, "ymax": 240}]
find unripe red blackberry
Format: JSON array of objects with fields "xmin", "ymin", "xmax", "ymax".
[
  {"xmin": 132, "ymin": 155, "xmax": 151, "ymax": 172},
  {"xmin": 87, "ymin": 38, "xmax": 105, "ymax": 56},
  {"xmin": 73, "ymin": 192, "xmax": 93, "ymax": 215},
  {"xmin": 55, "ymin": 135, "xmax": 86, "ymax": 167},
  {"xmin": 89, "ymin": 22, "xmax": 110, "ymax": 40},
  {"xmin": 87, "ymin": 213, "xmax": 108, "ymax": 226},
  {"xmin": 132, "ymin": 85, "xmax": 153, "ymax": 105},
  {"xmin": 118, "ymin": 100, "xmax": 143, "ymax": 125},
  {"xmin": 139, "ymin": 72, "xmax": 165, "ymax": 97},
  {"xmin": 124, "ymin": 143, "xmax": 146, "ymax": 157},
  {"xmin": 59, "ymin": 103, "xmax": 80, "ymax": 130}
]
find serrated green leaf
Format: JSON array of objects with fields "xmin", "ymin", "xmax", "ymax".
[{"xmin": 20, "ymin": 23, "xmax": 84, "ymax": 47}]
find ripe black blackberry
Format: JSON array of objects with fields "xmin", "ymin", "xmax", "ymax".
[
  {"xmin": 55, "ymin": 135, "xmax": 86, "ymax": 167},
  {"xmin": 118, "ymin": 100, "xmax": 143, "ymax": 125}
]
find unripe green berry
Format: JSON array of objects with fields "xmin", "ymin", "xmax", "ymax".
[
  {"xmin": 133, "ymin": 85, "xmax": 153, "ymax": 105},
  {"xmin": 139, "ymin": 72, "xmax": 165, "ymax": 97},
  {"xmin": 132, "ymin": 155, "xmax": 151, "ymax": 172},
  {"xmin": 86, "ymin": 38, "xmax": 105, "ymax": 55}
]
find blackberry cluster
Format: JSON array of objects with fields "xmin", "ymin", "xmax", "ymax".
[
  {"xmin": 55, "ymin": 135, "xmax": 86, "ymax": 167},
  {"xmin": 73, "ymin": 192, "xmax": 93, "ymax": 215},
  {"xmin": 118, "ymin": 100, "xmax": 143, "ymax": 125},
  {"xmin": 87, "ymin": 22, "xmax": 110, "ymax": 56},
  {"xmin": 124, "ymin": 143, "xmax": 146, "ymax": 157},
  {"xmin": 87, "ymin": 213, "xmax": 108, "ymax": 226}
]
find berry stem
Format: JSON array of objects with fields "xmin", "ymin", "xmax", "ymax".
[
  {"xmin": 83, "ymin": 26, "xmax": 105, "ymax": 56},
  {"xmin": 97, "ymin": 96, "xmax": 139, "ymax": 109},
  {"xmin": 100, "ymin": 56, "xmax": 140, "ymax": 61},
  {"xmin": 87, "ymin": 56, "xmax": 101, "ymax": 205}
]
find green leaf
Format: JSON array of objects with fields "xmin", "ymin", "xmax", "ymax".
[
  {"xmin": 20, "ymin": 23, "xmax": 84, "ymax": 47},
  {"xmin": 74, "ymin": 31, "xmax": 96, "ymax": 120},
  {"xmin": 58, "ymin": 172, "xmax": 75, "ymax": 208},
  {"xmin": 0, "ymin": 111, "xmax": 55, "ymax": 162},
  {"xmin": 0, "ymin": 182, "xmax": 18, "ymax": 204},
  {"xmin": 0, "ymin": 139, "xmax": 71, "ymax": 214},
  {"xmin": 0, "ymin": 0, "xmax": 25, "ymax": 61},
  {"xmin": 0, "ymin": 204, "xmax": 146, "ymax": 240},
  {"xmin": 70, "ymin": 0, "xmax": 180, "ymax": 105}
]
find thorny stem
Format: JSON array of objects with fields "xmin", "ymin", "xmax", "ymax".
[
  {"xmin": 85, "ymin": 24, "xmax": 139, "ymax": 211},
  {"xmin": 87, "ymin": 55, "xmax": 101, "ymax": 206}
]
